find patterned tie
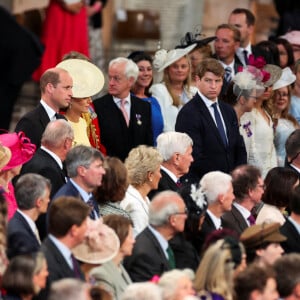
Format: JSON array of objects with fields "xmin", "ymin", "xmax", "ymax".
[
  {"xmin": 224, "ymin": 66, "xmax": 232, "ymax": 83},
  {"xmin": 243, "ymin": 49, "xmax": 248, "ymax": 65},
  {"xmin": 247, "ymin": 214, "xmax": 256, "ymax": 226},
  {"xmin": 212, "ymin": 102, "xmax": 227, "ymax": 146},
  {"xmin": 166, "ymin": 246, "xmax": 176, "ymax": 269},
  {"xmin": 87, "ymin": 194, "xmax": 99, "ymax": 220},
  {"xmin": 120, "ymin": 99, "xmax": 129, "ymax": 126}
]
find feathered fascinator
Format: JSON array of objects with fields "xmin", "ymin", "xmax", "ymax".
[{"xmin": 238, "ymin": 54, "xmax": 282, "ymax": 87}]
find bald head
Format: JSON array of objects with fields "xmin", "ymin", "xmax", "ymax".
[{"xmin": 149, "ymin": 191, "xmax": 186, "ymax": 227}]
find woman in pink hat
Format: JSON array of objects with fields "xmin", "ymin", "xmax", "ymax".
[{"xmin": 0, "ymin": 132, "xmax": 36, "ymax": 219}]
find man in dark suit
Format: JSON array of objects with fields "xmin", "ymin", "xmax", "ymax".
[
  {"xmin": 280, "ymin": 186, "xmax": 300, "ymax": 254},
  {"xmin": 213, "ymin": 24, "xmax": 243, "ymax": 98},
  {"xmin": 53, "ymin": 145, "xmax": 105, "ymax": 219},
  {"xmin": 148, "ymin": 132, "xmax": 193, "ymax": 199},
  {"xmin": 194, "ymin": 171, "xmax": 234, "ymax": 253},
  {"xmin": 175, "ymin": 58, "xmax": 247, "ymax": 182},
  {"xmin": 124, "ymin": 191, "xmax": 187, "ymax": 282},
  {"xmin": 93, "ymin": 57, "xmax": 153, "ymax": 161},
  {"xmin": 15, "ymin": 68, "xmax": 72, "ymax": 148},
  {"xmin": 19, "ymin": 119, "xmax": 74, "ymax": 239},
  {"xmin": 228, "ymin": 8, "xmax": 274, "ymax": 65},
  {"xmin": 285, "ymin": 129, "xmax": 300, "ymax": 179},
  {"xmin": 7, "ymin": 174, "xmax": 50, "ymax": 259},
  {"xmin": 36, "ymin": 196, "xmax": 90, "ymax": 300},
  {"xmin": 222, "ymin": 165, "xmax": 264, "ymax": 236}
]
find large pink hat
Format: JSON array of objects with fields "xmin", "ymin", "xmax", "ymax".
[{"xmin": 0, "ymin": 132, "xmax": 36, "ymax": 171}]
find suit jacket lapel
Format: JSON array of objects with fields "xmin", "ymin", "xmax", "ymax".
[
  {"xmin": 231, "ymin": 206, "xmax": 248, "ymax": 232},
  {"xmin": 16, "ymin": 212, "xmax": 40, "ymax": 246},
  {"xmin": 37, "ymin": 104, "xmax": 51, "ymax": 129},
  {"xmin": 144, "ymin": 228, "xmax": 170, "ymax": 268}
]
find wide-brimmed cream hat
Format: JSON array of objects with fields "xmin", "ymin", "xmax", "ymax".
[
  {"xmin": 0, "ymin": 144, "xmax": 11, "ymax": 171},
  {"xmin": 153, "ymin": 44, "xmax": 196, "ymax": 72},
  {"xmin": 56, "ymin": 59, "xmax": 105, "ymax": 98},
  {"xmin": 72, "ymin": 219, "xmax": 120, "ymax": 265},
  {"xmin": 273, "ymin": 67, "xmax": 296, "ymax": 90}
]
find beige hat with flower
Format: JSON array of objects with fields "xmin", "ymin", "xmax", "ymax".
[{"xmin": 72, "ymin": 219, "xmax": 120, "ymax": 264}]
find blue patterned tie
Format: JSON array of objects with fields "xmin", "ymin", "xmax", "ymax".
[
  {"xmin": 243, "ymin": 50, "xmax": 248, "ymax": 65},
  {"xmin": 87, "ymin": 194, "xmax": 99, "ymax": 220},
  {"xmin": 224, "ymin": 66, "xmax": 232, "ymax": 83},
  {"xmin": 212, "ymin": 102, "xmax": 227, "ymax": 146}
]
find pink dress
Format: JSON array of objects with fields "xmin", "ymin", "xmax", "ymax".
[{"xmin": 3, "ymin": 182, "xmax": 17, "ymax": 220}]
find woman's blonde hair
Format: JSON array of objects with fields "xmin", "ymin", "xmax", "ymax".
[
  {"xmin": 125, "ymin": 145, "xmax": 162, "ymax": 187},
  {"xmin": 194, "ymin": 239, "xmax": 241, "ymax": 300},
  {"xmin": 163, "ymin": 55, "xmax": 192, "ymax": 107}
]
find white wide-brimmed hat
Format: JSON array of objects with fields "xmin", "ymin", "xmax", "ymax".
[
  {"xmin": 56, "ymin": 59, "xmax": 105, "ymax": 98},
  {"xmin": 273, "ymin": 67, "xmax": 296, "ymax": 90},
  {"xmin": 72, "ymin": 219, "xmax": 120, "ymax": 265},
  {"xmin": 153, "ymin": 44, "xmax": 196, "ymax": 72}
]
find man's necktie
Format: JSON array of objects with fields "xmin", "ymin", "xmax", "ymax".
[
  {"xmin": 243, "ymin": 49, "xmax": 248, "ymax": 65},
  {"xmin": 224, "ymin": 66, "xmax": 232, "ymax": 83},
  {"xmin": 120, "ymin": 99, "xmax": 129, "ymax": 126},
  {"xmin": 247, "ymin": 214, "xmax": 256, "ymax": 226},
  {"xmin": 34, "ymin": 227, "xmax": 41, "ymax": 245},
  {"xmin": 70, "ymin": 254, "xmax": 82, "ymax": 279},
  {"xmin": 176, "ymin": 179, "xmax": 182, "ymax": 188},
  {"xmin": 212, "ymin": 102, "xmax": 227, "ymax": 146},
  {"xmin": 166, "ymin": 246, "xmax": 176, "ymax": 269},
  {"xmin": 87, "ymin": 195, "xmax": 99, "ymax": 220}
]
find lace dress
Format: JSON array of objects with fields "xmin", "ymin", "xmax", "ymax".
[{"xmin": 240, "ymin": 108, "xmax": 277, "ymax": 178}]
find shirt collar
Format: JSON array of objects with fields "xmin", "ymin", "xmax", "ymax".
[
  {"xmin": 207, "ymin": 209, "xmax": 222, "ymax": 229},
  {"xmin": 17, "ymin": 209, "xmax": 38, "ymax": 234},
  {"xmin": 113, "ymin": 95, "xmax": 131, "ymax": 105},
  {"xmin": 40, "ymin": 99, "xmax": 57, "ymax": 120},
  {"xmin": 160, "ymin": 165, "xmax": 178, "ymax": 183},
  {"xmin": 69, "ymin": 178, "xmax": 90, "ymax": 202},
  {"xmin": 40, "ymin": 146, "xmax": 63, "ymax": 169},
  {"xmin": 198, "ymin": 90, "xmax": 218, "ymax": 108},
  {"xmin": 233, "ymin": 202, "xmax": 251, "ymax": 219}
]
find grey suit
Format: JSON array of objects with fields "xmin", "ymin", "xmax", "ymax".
[
  {"xmin": 123, "ymin": 227, "xmax": 170, "ymax": 282},
  {"xmin": 90, "ymin": 260, "xmax": 132, "ymax": 300},
  {"xmin": 222, "ymin": 204, "xmax": 249, "ymax": 236}
]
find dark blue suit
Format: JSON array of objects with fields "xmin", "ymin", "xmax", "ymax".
[
  {"xmin": 175, "ymin": 93, "xmax": 247, "ymax": 182},
  {"xmin": 35, "ymin": 237, "xmax": 84, "ymax": 300},
  {"xmin": 6, "ymin": 211, "xmax": 40, "ymax": 259},
  {"xmin": 93, "ymin": 94, "xmax": 153, "ymax": 161},
  {"xmin": 53, "ymin": 180, "xmax": 98, "ymax": 219}
]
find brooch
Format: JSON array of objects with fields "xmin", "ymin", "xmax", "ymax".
[
  {"xmin": 242, "ymin": 121, "xmax": 252, "ymax": 137},
  {"xmin": 136, "ymin": 114, "xmax": 142, "ymax": 125}
]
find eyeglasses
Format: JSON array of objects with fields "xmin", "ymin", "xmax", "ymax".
[
  {"xmin": 173, "ymin": 207, "xmax": 189, "ymax": 215},
  {"xmin": 276, "ymin": 92, "xmax": 289, "ymax": 98}
]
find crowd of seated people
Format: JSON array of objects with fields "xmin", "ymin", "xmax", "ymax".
[{"xmin": 3, "ymin": 5, "xmax": 300, "ymax": 300}]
